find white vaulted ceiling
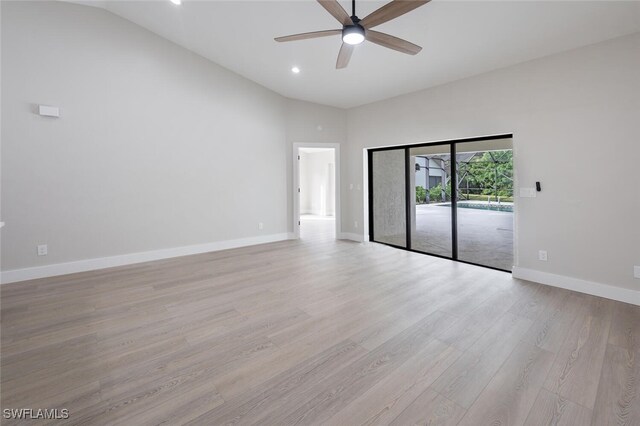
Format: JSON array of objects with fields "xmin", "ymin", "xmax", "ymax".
[{"xmin": 68, "ymin": 1, "xmax": 640, "ymax": 108}]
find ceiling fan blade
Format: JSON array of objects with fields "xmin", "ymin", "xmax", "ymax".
[
  {"xmin": 360, "ymin": 0, "xmax": 430, "ymax": 29},
  {"xmin": 275, "ymin": 29, "xmax": 341, "ymax": 42},
  {"xmin": 336, "ymin": 43, "xmax": 354, "ymax": 69},
  {"xmin": 317, "ymin": 0, "xmax": 354, "ymax": 26},
  {"xmin": 365, "ymin": 30, "xmax": 422, "ymax": 55}
]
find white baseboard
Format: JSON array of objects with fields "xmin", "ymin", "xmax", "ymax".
[
  {"xmin": 339, "ymin": 232, "xmax": 364, "ymax": 242},
  {"xmin": 512, "ymin": 266, "xmax": 640, "ymax": 306},
  {"xmin": 1, "ymin": 233, "xmax": 292, "ymax": 284}
]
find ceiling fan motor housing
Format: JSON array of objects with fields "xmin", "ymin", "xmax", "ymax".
[{"xmin": 342, "ymin": 24, "xmax": 365, "ymax": 45}]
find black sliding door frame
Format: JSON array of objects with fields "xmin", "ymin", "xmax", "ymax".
[
  {"xmin": 367, "ymin": 133, "xmax": 513, "ymax": 273},
  {"xmin": 451, "ymin": 142, "xmax": 458, "ymax": 260},
  {"xmin": 404, "ymin": 149, "xmax": 412, "ymax": 250}
]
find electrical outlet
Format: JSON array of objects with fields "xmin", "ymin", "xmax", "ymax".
[
  {"xmin": 354, "ymin": 220, "xmax": 358, "ymax": 229},
  {"xmin": 634, "ymin": 265, "xmax": 640, "ymax": 279},
  {"xmin": 258, "ymin": 222, "xmax": 264, "ymax": 230},
  {"xmin": 37, "ymin": 244, "xmax": 48, "ymax": 256},
  {"xmin": 538, "ymin": 250, "xmax": 548, "ymax": 261}
]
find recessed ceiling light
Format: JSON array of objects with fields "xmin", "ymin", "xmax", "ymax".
[
  {"xmin": 170, "ymin": 0, "xmax": 181, "ymax": 5},
  {"xmin": 291, "ymin": 66, "xmax": 301, "ymax": 74}
]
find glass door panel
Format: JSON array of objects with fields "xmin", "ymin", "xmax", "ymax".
[
  {"xmin": 371, "ymin": 149, "xmax": 407, "ymax": 247},
  {"xmin": 409, "ymin": 144, "xmax": 452, "ymax": 257},
  {"xmin": 455, "ymin": 140, "xmax": 514, "ymax": 270}
]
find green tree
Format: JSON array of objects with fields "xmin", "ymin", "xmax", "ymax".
[
  {"xmin": 458, "ymin": 151, "xmax": 512, "ymax": 200},
  {"xmin": 427, "ymin": 181, "xmax": 451, "ymax": 203}
]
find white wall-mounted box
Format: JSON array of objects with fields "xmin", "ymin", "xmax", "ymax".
[
  {"xmin": 519, "ymin": 187, "xmax": 536, "ymax": 198},
  {"xmin": 38, "ymin": 105, "xmax": 59, "ymax": 117}
]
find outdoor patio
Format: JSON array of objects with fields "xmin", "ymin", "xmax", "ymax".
[{"xmin": 413, "ymin": 203, "xmax": 513, "ymax": 271}]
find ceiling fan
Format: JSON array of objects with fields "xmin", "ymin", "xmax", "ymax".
[{"xmin": 275, "ymin": 0, "xmax": 430, "ymax": 69}]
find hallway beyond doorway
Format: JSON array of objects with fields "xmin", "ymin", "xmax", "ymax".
[
  {"xmin": 295, "ymin": 144, "xmax": 339, "ymax": 241},
  {"xmin": 300, "ymin": 214, "xmax": 335, "ymax": 241}
]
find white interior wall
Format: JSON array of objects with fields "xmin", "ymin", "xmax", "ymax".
[
  {"xmin": 299, "ymin": 150, "xmax": 335, "ymax": 217},
  {"xmin": 0, "ymin": 1, "xmax": 294, "ymax": 273},
  {"xmin": 347, "ymin": 32, "xmax": 640, "ymax": 294}
]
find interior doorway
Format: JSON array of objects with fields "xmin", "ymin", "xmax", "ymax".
[{"xmin": 293, "ymin": 144, "xmax": 341, "ymax": 241}]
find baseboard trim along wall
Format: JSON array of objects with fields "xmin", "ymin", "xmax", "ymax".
[
  {"xmin": 1, "ymin": 233, "xmax": 294, "ymax": 284},
  {"xmin": 512, "ymin": 266, "xmax": 640, "ymax": 306},
  {"xmin": 6, "ymin": 235, "xmax": 636, "ymax": 307},
  {"xmin": 339, "ymin": 232, "xmax": 365, "ymax": 243}
]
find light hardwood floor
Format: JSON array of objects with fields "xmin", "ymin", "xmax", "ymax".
[{"xmin": 1, "ymin": 221, "xmax": 638, "ymax": 425}]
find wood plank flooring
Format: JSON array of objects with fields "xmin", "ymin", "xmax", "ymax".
[{"xmin": 1, "ymin": 219, "xmax": 639, "ymax": 425}]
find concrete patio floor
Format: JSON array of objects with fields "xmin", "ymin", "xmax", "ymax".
[
  {"xmin": 375, "ymin": 204, "xmax": 514, "ymax": 271},
  {"xmin": 414, "ymin": 203, "xmax": 513, "ymax": 270}
]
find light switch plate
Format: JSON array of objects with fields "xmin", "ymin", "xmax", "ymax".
[
  {"xmin": 38, "ymin": 105, "xmax": 59, "ymax": 117},
  {"xmin": 634, "ymin": 265, "xmax": 640, "ymax": 279},
  {"xmin": 520, "ymin": 188, "xmax": 536, "ymax": 198}
]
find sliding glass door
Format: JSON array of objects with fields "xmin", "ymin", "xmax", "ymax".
[
  {"xmin": 369, "ymin": 136, "xmax": 514, "ymax": 272},
  {"xmin": 455, "ymin": 140, "xmax": 514, "ymax": 270},
  {"xmin": 410, "ymin": 145, "xmax": 453, "ymax": 258},
  {"xmin": 370, "ymin": 149, "xmax": 407, "ymax": 247}
]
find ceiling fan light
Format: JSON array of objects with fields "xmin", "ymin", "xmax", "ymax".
[{"xmin": 342, "ymin": 26, "xmax": 365, "ymax": 45}]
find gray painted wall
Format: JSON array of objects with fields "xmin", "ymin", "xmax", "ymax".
[{"xmin": 1, "ymin": 1, "xmax": 292, "ymax": 270}]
